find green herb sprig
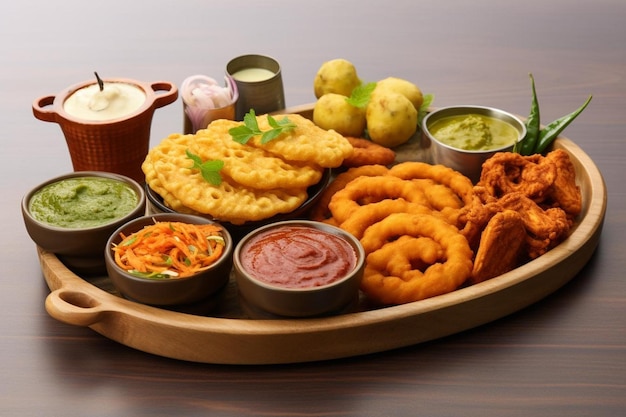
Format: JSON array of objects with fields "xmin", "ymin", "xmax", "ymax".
[
  {"xmin": 186, "ymin": 149, "xmax": 224, "ymax": 185},
  {"xmin": 229, "ymin": 109, "xmax": 297, "ymax": 144},
  {"xmin": 346, "ymin": 82, "xmax": 377, "ymax": 108},
  {"xmin": 418, "ymin": 93, "xmax": 434, "ymax": 126}
]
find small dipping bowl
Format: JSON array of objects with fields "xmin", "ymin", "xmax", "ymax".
[
  {"xmin": 422, "ymin": 105, "xmax": 526, "ymax": 183},
  {"xmin": 105, "ymin": 213, "xmax": 233, "ymax": 306},
  {"xmin": 233, "ymin": 220, "xmax": 365, "ymax": 318},
  {"xmin": 21, "ymin": 171, "xmax": 146, "ymax": 275}
]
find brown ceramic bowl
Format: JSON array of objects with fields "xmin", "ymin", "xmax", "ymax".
[
  {"xmin": 22, "ymin": 171, "xmax": 146, "ymax": 275},
  {"xmin": 233, "ymin": 220, "xmax": 365, "ymax": 318},
  {"xmin": 145, "ymin": 168, "xmax": 332, "ymax": 242},
  {"xmin": 104, "ymin": 213, "xmax": 233, "ymax": 306},
  {"xmin": 32, "ymin": 77, "xmax": 178, "ymax": 182},
  {"xmin": 421, "ymin": 105, "xmax": 527, "ymax": 183}
]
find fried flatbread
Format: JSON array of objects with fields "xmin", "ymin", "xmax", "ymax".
[
  {"xmin": 143, "ymin": 133, "xmax": 308, "ymax": 224},
  {"xmin": 191, "ymin": 120, "xmax": 324, "ymax": 190},
  {"xmin": 248, "ymin": 113, "xmax": 353, "ymax": 168}
]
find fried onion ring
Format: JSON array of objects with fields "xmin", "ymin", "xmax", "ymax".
[
  {"xmin": 389, "ymin": 161, "xmax": 478, "ymax": 233},
  {"xmin": 359, "ymin": 213, "xmax": 473, "ymax": 305},
  {"xmin": 338, "ymin": 199, "xmax": 447, "ymax": 240},
  {"xmin": 388, "ymin": 161, "xmax": 475, "ymax": 206},
  {"xmin": 342, "ymin": 137, "xmax": 396, "ymax": 168},
  {"xmin": 309, "ymin": 165, "xmax": 389, "ymax": 223},
  {"xmin": 328, "ymin": 176, "xmax": 433, "ymax": 224}
]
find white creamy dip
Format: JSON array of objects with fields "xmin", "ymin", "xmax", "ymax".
[{"xmin": 63, "ymin": 82, "xmax": 146, "ymax": 121}]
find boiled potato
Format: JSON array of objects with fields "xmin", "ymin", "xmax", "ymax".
[
  {"xmin": 314, "ymin": 59, "xmax": 361, "ymax": 98},
  {"xmin": 313, "ymin": 93, "xmax": 366, "ymax": 137},
  {"xmin": 366, "ymin": 92, "xmax": 418, "ymax": 147},
  {"xmin": 374, "ymin": 77, "xmax": 424, "ymax": 111}
]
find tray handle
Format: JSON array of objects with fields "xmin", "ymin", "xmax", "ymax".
[{"xmin": 45, "ymin": 289, "xmax": 109, "ymax": 327}]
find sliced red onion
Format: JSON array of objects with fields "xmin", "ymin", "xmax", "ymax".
[
  {"xmin": 181, "ymin": 74, "xmax": 239, "ymax": 132},
  {"xmin": 181, "ymin": 75, "xmax": 237, "ymax": 109}
]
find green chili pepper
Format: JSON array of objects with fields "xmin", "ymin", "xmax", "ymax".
[
  {"xmin": 535, "ymin": 95, "xmax": 592, "ymax": 154},
  {"xmin": 518, "ymin": 73, "xmax": 541, "ymax": 155}
]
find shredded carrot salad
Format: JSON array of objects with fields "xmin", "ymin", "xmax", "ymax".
[{"xmin": 112, "ymin": 221, "xmax": 226, "ymax": 279}]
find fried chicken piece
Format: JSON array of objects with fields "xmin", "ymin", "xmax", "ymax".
[
  {"xmin": 478, "ymin": 152, "xmax": 557, "ymax": 200},
  {"xmin": 471, "ymin": 210, "xmax": 527, "ymax": 284},
  {"xmin": 497, "ymin": 192, "xmax": 572, "ymax": 259},
  {"xmin": 542, "ymin": 149, "xmax": 582, "ymax": 217}
]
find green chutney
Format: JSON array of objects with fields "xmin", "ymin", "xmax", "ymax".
[
  {"xmin": 29, "ymin": 176, "xmax": 138, "ymax": 228},
  {"xmin": 429, "ymin": 114, "xmax": 518, "ymax": 151}
]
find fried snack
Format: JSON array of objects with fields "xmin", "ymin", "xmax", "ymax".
[
  {"xmin": 143, "ymin": 149, "xmax": 202, "ymax": 215},
  {"xmin": 478, "ymin": 151, "xmax": 557, "ymax": 200},
  {"xmin": 190, "ymin": 121, "xmax": 324, "ymax": 190},
  {"xmin": 339, "ymin": 199, "xmax": 447, "ymax": 240},
  {"xmin": 143, "ymin": 133, "xmax": 308, "ymax": 225},
  {"xmin": 248, "ymin": 113, "xmax": 354, "ymax": 168},
  {"xmin": 496, "ymin": 191, "xmax": 572, "ymax": 259},
  {"xmin": 309, "ymin": 164, "xmax": 390, "ymax": 222},
  {"xmin": 342, "ymin": 136, "xmax": 396, "ymax": 167},
  {"xmin": 388, "ymin": 161, "xmax": 475, "ymax": 206},
  {"xmin": 328, "ymin": 176, "xmax": 434, "ymax": 224},
  {"xmin": 542, "ymin": 149, "xmax": 582, "ymax": 216},
  {"xmin": 474, "ymin": 150, "xmax": 581, "ymax": 260},
  {"xmin": 360, "ymin": 213, "xmax": 473, "ymax": 305},
  {"xmin": 388, "ymin": 161, "xmax": 480, "ymax": 241},
  {"xmin": 471, "ymin": 210, "xmax": 527, "ymax": 284}
]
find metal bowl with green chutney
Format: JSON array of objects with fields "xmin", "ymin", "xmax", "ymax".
[{"xmin": 422, "ymin": 105, "xmax": 526, "ymax": 183}]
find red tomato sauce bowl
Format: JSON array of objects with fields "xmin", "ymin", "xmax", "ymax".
[{"xmin": 233, "ymin": 220, "xmax": 365, "ymax": 318}]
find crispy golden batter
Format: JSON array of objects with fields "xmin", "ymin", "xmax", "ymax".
[
  {"xmin": 496, "ymin": 191, "xmax": 572, "ymax": 259},
  {"xmin": 543, "ymin": 149, "xmax": 582, "ymax": 216},
  {"xmin": 248, "ymin": 113, "xmax": 353, "ymax": 168},
  {"xmin": 389, "ymin": 161, "xmax": 475, "ymax": 206},
  {"xmin": 339, "ymin": 199, "xmax": 447, "ymax": 240},
  {"xmin": 471, "ymin": 210, "xmax": 526, "ymax": 284},
  {"xmin": 388, "ymin": 161, "xmax": 480, "ymax": 241},
  {"xmin": 360, "ymin": 213, "xmax": 473, "ymax": 305},
  {"xmin": 342, "ymin": 136, "xmax": 396, "ymax": 167},
  {"xmin": 143, "ymin": 133, "xmax": 308, "ymax": 225},
  {"xmin": 309, "ymin": 149, "xmax": 581, "ymax": 303},
  {"xmin": 143, "ymin": 148, "xmax": 202, "ymax": 215},
  {"xmin": 328, "ymin": 176, "xmax": 433, "ymax": 224},
  {"xmin": 309, "ymin": 165, "xmax": 390, "ymax": 223},
  {"xmin": 190, "ymin": 121, "xmax": 324, "ymax": 190},
  {"xmin": 478, "ymin": 151, "xmax": 557, "ymax": 200}
]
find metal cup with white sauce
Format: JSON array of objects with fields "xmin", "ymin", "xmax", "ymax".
[{"xmin": 226, "ymin": 54, "xmax": 286, "ymax": 120}]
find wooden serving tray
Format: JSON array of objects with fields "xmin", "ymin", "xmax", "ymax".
[{"xmin": 40, "ymin": 106, "xmax": 607, "ymax": 365}]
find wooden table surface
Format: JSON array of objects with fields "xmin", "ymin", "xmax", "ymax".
[{"xmin": 2, "ymin": 0, "xmax": 624, "ymax": 415}]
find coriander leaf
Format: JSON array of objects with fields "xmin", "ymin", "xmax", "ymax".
[
  {"xmin": 346, "ymin": 82, "xmax": 377, "ymax": 108},
  {"xmin": 185, "ymin": 149, "xmax": 224, "ymax": 186},
  {"xmin": 418, "ymin": 93, "xmax": 434, "ymax": 126},
  {"xmin": 243, "ymin": 109, "xmax": 261, "ymax": 133},
  {"xmin": 229, "ymin": 110, "xmax": 296, "ymax": 144},
  {"xmin": 186, "ymin": 151, "xmax": 203, "ymax": 165},
  {"xmin": 199, "ymin": 160, "xmax": 224, "ymax": 185},
  {"xmin": 260, "ymin": 129, "xmax": 283, "ymax": 144},
  {"xmin": 267, "ymin": 114, "xmax": 296, "ymax": 130},
  {"xmin": 266, "ymin": 114, "xmax": 282, "ymax": 129},
  {"xmin": 228, "ymin": 125, "xmax": 256, "ymax": 144}
]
